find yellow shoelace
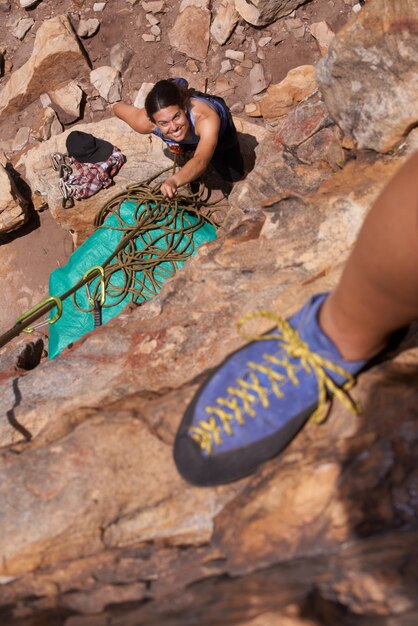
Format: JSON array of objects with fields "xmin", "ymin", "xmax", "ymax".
[{"xmin": 189, "ymin": 311, "xmax": 361, "ymax": 454}]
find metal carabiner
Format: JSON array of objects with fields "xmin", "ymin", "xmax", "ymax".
[
  {"xmin": 59, "ymin": 179, "xmax": 75, "ymax": 209},
  {"xmin": 51, "ymin": 152, "xmax": 72, "ymax": 171},
  {"xmin": 50, "ymin": 152, "xmax": 64, "ymax": 171},
  {"xmin": 15, "ymin": 296, "xmax": 63, "ymax": 334},
  {"xmin": 62, "ymin": 196, "xmax": 75, "ymax": 209},
  {"xmin": 59, "ymin": 163, "xmax": 73, "ymax": 179},
  {"xmin": 82, "ymin": 266, "xmax": 106, "ymax": 306}
]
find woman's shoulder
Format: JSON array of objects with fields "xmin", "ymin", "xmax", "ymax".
[{"xmin": 189, "ymin": 95, "xmax": 219, "ymax": 121}]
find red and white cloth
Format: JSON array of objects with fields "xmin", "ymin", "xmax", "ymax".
[{"xmin": 66, "ymin": 147, "xmax": 125, "ymax": 200}]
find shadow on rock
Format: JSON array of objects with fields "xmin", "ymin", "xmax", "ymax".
[
  {"xmin": 319, "ymin": 324, "xmax": 418, "ymax": 624},
  {"xmin": 0, "ymin": 163, "xmax": 39, "ymax": 245}
]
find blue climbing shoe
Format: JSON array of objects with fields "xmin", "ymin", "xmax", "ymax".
[{"xmin": 174, "ymin": 293, "xmax": 368, "ymax": 486}]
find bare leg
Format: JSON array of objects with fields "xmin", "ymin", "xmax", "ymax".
[{"xmin": 320, "ymin": 152, "xmax": 418, "ymax": 361}]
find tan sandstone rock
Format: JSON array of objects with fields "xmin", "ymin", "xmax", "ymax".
[
  {"xmin": 316, "ymin": 0, "xmax": 418, "ymax": 152},
  {"xmin": 308, "ymin": 21, "xmax": 335, "ymax": 55},
  {"xmin": 18, "ymin": 117, "xmax": 174, "ymax": 245},
  {"xmin": 30, "ymin": 106, "xmax": 63, "ymax": 142},
  {"xmin": 260, "ymin": 65, "xmax": 317, "ymax": 124},
  {"xmin": 210, "ymin": 0, "xmax": 239, "ymax": 45},
  {"xmin": 0, "ymin": 15, "xmax": 90, "ymax": 124},
  {"xmin": 0, "ymin": 163, "xmax": 29, "ymax": 233},
  {"xmin": 90, "ymin": 66, "xmax": 122, "ymax": 103},
  {"xmin": 47, "ymin": 80, "xmax": 83, "ymax": 125},
  {"xmin": 168, "ymin": 1, "xmax": 210, "ymax": 62}
]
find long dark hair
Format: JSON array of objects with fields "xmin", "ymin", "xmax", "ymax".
[{"xmin": 145, "ymin": 79, "xmax": 191, "ymax": 121}]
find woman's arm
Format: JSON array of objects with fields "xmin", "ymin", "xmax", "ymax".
[
  {"xmin": 113, "ymin": 102, "xmax": 155, "ymax": 134},
  {"xmin": 161, "ymin": 104, "xmax": 220, "ymax": 198}
]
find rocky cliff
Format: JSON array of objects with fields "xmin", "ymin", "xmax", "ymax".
[{"xmin": 0, "ymin": 1, "xmax": 417, "ymax": 626}]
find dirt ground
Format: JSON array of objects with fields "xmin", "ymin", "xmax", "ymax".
[
  {"xmin": 0, "ymin": 0, "xmax": 358, "ymax": 337},
  {"xmin": 0, "ymin": 0, "xmax": 357, "ymax": 132},
  {"xmin": 0, "ymin": 210, "xmax": 73, "ymax": 332}
]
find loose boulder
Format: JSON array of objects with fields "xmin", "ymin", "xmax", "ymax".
[
  {"xmin": 30, "ymin": 106, "xmax": 63, "ymax": 141},
  {"xmin": 47, "ymin": 80, "xmax": 84, "ymax": 125},
  {"xmin": 316, "ymin": 0, "xmax": 418, "ymax": 152},
  {"xmin": 90, "ymin": 66, "xmax": 122, "ymax": 103},
  {"xmin": 168, "ymin": 0, "xmax": 210, "ymax": 62},
  {"xmin": 0, "ymin": 15, "xmax": 90, "ymax": 124},
  {"xmin": 210, "ymin": 0, "xmax": 239, "ymax": 45}
]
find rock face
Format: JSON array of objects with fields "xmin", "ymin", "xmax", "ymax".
[
  {"xmin": 0, "ymin": 15, "xmax": 90, "ymax": 124},
  {"xmin": 0, "ymin": 163, "xmax": 29, "ymax": 233},
  {"xmin": 231, "ymin": 91, "xmax": 337, "ymax": 214},
  {"xmin": 0, "ymin": 128, "xmax": 417, "ymax": 623},
  {"xmin": 316, "ymin": 0, "xmax": 418, "ymax": 152},
  {"xmin": 0, "ymin": 1, "xmax": 418, "ymax": 625},
  {"xmin": 2, "ymin": 99, "xmax": 418, "ymax": 626}
]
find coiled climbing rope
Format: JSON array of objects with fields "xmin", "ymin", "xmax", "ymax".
[
  {"xmin": 0, "ymin": 167, "xmax": 224, "ymax": 350},
  {"xmin": 73, "ymin": 176, "xmax": 220, "ymax": 312}
]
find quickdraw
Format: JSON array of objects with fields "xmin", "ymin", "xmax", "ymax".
[
  {"xmin": 51, "ymin": 152, "xmax": 75, "ymax": 209},
  {"xmin": 83, "ymin": 266, "xmax": 106, "ymax": 328}
]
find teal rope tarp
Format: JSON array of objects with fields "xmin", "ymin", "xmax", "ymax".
[{"xmin": 48, "ymin": 199, "xmax": 216, "ymax": 359}]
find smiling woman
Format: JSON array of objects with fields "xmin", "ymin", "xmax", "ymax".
[
  {"xmin": 154, "ymin": 106, "xmax": 188, "ymax": 141},
  {"xmin": 113, "ymin": 78, "xmax": 245, "ymax": 198}
]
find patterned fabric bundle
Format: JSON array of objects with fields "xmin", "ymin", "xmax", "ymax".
[
  {"xmin": 52, "ymin": 131, "xmax": 126, "ymax": 206},
  {"xmin": 66, "ymin": 147, "xmax": 125, "ymax": 199}
]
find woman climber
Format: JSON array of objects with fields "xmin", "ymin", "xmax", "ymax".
[{"xmin": 113, "ymin": 78, "xmax": 245, "ymax": 199}]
